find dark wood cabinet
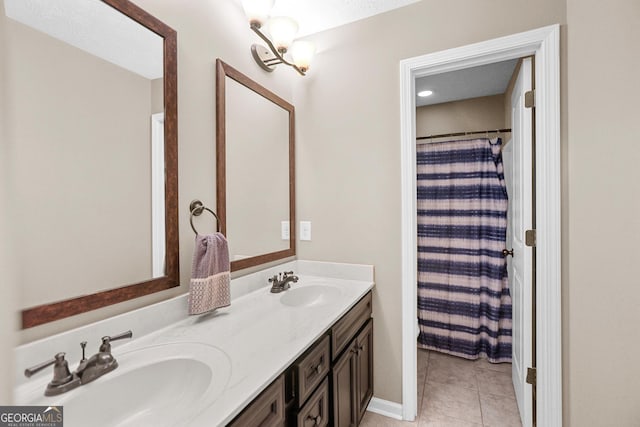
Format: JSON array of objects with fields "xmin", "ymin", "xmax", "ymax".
[
  {"xmin": 295, "ymin": 335, "xmax": 331, "ymax": 405},
  {"xmin": 332, "ymin": 340, "xmax": 357, "ymax": 427},
  {"xmin": 331, "ymin": 319, "xmax": 373, "ymax": 427},
  {"xmin": 296, "ymin": 378, "xmax": 329, "ymax": 427},
  {"xmin": 228, "ymin": 375, "xmax": 286, "ymax": 427},
  {"xmin": 331, "ymin": 293, "xmax": 373, "ymax": 360},
  {"xmin": 354, "ymin": 320, "xmax": 374, "ymax": 422}
]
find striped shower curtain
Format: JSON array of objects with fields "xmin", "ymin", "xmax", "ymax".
[{"xmin": 416, "ymin": 137, "xmax": 512, "ymax": 362}]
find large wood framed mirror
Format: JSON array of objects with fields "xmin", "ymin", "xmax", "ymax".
[
  {"xmin": 8, "ymin": 0, "xmax": 179, "ymax": 329},
  {"xmin": 216, "ymin": 59, "xmax": 295, "ymax": 272}
]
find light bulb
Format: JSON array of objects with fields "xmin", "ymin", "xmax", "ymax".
[
  {"xmin": 241, "ymin": 0, "xmax": 275, "ymax": 27},
  {"xmin": 267, "ymin": 16, "xmax": 298, "ymax": 52},
  {"xmin": 290, "ymin": 41, "xmax": 315, "ymax": 72}
]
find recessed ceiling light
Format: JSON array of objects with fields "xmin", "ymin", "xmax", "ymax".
[{"xmin": 417, "ymin": 90, "xmax": 433, "ymax": 97}]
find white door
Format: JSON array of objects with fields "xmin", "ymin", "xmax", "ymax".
[{"xmin": 506, "ymin": 57, "xmax": 534, "ymax": 427}]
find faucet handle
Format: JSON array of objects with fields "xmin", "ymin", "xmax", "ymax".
[
  {"xmin": 25, "ymin": 352, "xmax": 73, "ymax": 385},
  {"xmin": 25, "ymin": 353, "xmax": 61, "ymax": 378},
  {"xmin": 25, "ymin": 353, "xmax": 79, "ymax": 396},
  {"xmin": 99, "ymin": 330, "xmax": 133, "ymax": 353},
  {"xmin": 107, "ymin": 330, "xmax": 133, "ymax": 342}
]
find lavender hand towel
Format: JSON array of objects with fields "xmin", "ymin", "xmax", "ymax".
[{"xmin": 188, "ymin": 233, "xmax": 231, "ymax": 315}]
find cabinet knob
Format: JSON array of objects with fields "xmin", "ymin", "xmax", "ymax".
[
  {"xmin": 307, "ymin": 414, "xmax": 322, "ymax": 426},
  {"xmin": 307, "ymin": 363, "xmax": 323, "ymax": 379},
  {"xmin": 351, "ymin": 345, "xmax": 364, "ymax": 355}
]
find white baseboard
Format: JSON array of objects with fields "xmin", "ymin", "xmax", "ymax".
[{"xmin": 366, "ymin": 397, "xmax": 403, "ymax": 420}]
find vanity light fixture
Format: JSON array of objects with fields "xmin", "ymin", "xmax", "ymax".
[
  {"xmin": 418, "ymin": 90, "xmax": 434, "ymax": 97},
  {"xmin": 241, "ymin": 0, "xmax": 315, "ymax": 76}
]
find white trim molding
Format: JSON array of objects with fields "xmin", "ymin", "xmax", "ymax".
[
  {"xmin": 399, "ymin": 25, "xmax": 562, "ymax": 425},
  {"xmin": 367, "ymin": 397, "xmax": 404, "ymax": 420},
  {"xmin": 151, "ymin": 112, "xmax": 165, "ymax": 278}
]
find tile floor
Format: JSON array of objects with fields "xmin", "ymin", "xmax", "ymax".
[{"xmin": 360, "ymin": 348, "xmax": 523, "ymax": 427}]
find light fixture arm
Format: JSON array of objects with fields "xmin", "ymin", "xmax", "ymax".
[{"xmin": 250, "ymin": 23, "xmax": 306, "ymax": 76}]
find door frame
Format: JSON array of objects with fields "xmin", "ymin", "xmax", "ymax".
[{"xmin": 399, "ymin": 25, "xmax": 561, "ymax": 424}]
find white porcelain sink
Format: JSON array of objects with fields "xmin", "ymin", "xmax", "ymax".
[
  {"xmin": 280, "ymin": 284, "xmax": 343, "ymax": 307},
  {"xmin": 17, "ymin": 342, "xmax": 231, "ymax": 427}
]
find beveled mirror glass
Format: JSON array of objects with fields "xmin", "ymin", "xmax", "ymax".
[
  {"xmin": 7, "ymin": 0, "xmax": 179, "ymax": 329},
  {"xmin": 216, "ymin": 59, "xmax": 295, "ymax": 271}
]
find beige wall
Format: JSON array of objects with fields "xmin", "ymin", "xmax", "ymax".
[
  {"xmin": 134, "ymin": 0, "xmax": 294, "ymax": 303},
  {"xmin": 566, "ymin": 0, "xmax": 640, "ymax": 425},
  {"xmin": 293, "ymin": 0, "xmax": 566, "ymax": 404},
  {"xmin": 13, "ymin": 0, "xmax": 294, "ymax": 343},
  {"xmin": 151, "ymin": 77, "xmax": 163, "ymax": 114},
  {"xmin": 0, "ymin": 4, "xmax": 17, "ymax": 404},
  {"xmin": 416, "ymin": 94, "xmax": 506, "ymax": 138}
]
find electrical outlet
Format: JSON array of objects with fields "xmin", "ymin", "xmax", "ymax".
[
  {"xmin": 300, "ymin": 221, "xmax": 311, "ymax": 241},
  {"xmin": 281, "ymin": 221, "xmax": 290, "ymax": 240}
]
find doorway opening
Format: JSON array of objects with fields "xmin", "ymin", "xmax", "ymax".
[
  {"xmin": 398, "ymin": 25, "xmax": 561, "ymax": 426},
  {"xmin": 414, "ymin": 56, "xmax": 530, "ymax": 426}
]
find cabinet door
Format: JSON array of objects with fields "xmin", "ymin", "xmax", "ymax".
[
  {"xmin": 332, "ymin": 345, "xmax": 357, "ymax": 427},
  {"xmin": 355, "ymin": 319, "xmax": 374, "ymax": 423}
]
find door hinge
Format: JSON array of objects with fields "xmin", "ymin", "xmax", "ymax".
[
  {"xmin": 525, "ymin": 229, "xmax": 537, "ymax": 247},
  {"xmin": 525, "ymin": 90, "xmax": 535, "ymax": 108},
  {"xmin": 526, "ymin": 367, "xmax": 537, "ymax": 386}
]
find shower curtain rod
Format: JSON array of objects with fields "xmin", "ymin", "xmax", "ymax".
[{"xmin": 416, "ymin": 128, "xmax": 511, "ymax": 142}]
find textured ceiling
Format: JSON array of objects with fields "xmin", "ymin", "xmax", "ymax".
[
  {"xmin": 4, "ymin": 0, "xmax": 163, "ymax": 79},
  {"xmin": 270, "ymin": 0, "xmax": 422, "ymax": 37},
  {"xmin": 416, "ymin": 59, "xmax": 519, "ymax": 107}
]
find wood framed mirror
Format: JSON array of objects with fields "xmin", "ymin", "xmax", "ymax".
[
  {"xmin": 12, "ymin": 0, "xmax": 179, "ymax": 329},
  {"xmin": 216, "ymin": 59, "xmax": 295, "ymax": 272}
]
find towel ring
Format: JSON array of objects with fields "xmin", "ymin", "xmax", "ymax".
[{"xmin": 189, "ymin": 200, "xmax": 221, "ymax": 235}]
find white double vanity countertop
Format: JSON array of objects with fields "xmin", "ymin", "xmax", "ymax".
[{"xmin": 14, "ymin": 260, "xmax": 374, "ymax": 426}]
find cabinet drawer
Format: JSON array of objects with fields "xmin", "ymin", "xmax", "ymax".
[
  {"xmin": 296, "ymin": 335, "xmax": 330, "ymax": 405},
  {"xmin": 331, "ymin": 292, "xmax": 372, "ymax": 360},
  {"xmin": 229, "ymin": 376, "xmax": 285, "ymax": 427},
  {"xmin": 297, "ymin": 378, "xmax": 329, "ymax": 427}
]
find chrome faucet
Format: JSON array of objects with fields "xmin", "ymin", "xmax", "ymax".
[
  {"xmin": 269, "ymin": 271, "xmax": 299, "ymax": 293},
  {"xmin": 24, "ymin": 330, "xmax": 133, "ymax": 396}
]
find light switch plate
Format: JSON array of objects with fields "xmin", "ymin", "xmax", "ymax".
[
  {"xmin": 300, "ymin": 221, "xmax": 311, "ymax": 241},
  {"xmin": 281, "ymin": 221, "xmax": 290, "ymax": 240}
]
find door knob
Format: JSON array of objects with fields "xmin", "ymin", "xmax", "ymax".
[{"xmin": 502, "ymin": 249, "xmax": 514, "ymax": 257}]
